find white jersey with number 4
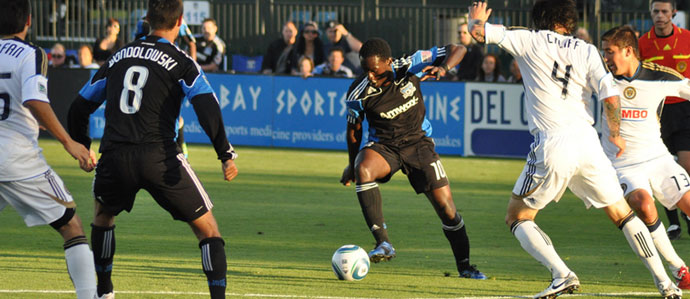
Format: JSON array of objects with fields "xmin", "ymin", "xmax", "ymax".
[
  {"xmin": 0, "ymin": 37, "xmax": 50, "ymax": 181},
  {"xmin": 484, "ymin": 23, "xmax": 619, "ymax": 134},
  {"xmin": 603, "ymin": 62, "xmax": 690, "ymax": 168}
]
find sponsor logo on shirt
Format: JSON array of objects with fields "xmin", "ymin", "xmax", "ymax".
[
  {"xmin": 38, "ymin": 82, "xmax": 47, "ymax": 95},
  {"xmin": 621, "ymin": 107, "xmax": 648, "ymax": 120},
  {"xmin": 380, "ymin": 96, "xmax": 418, "ymax": 119}
]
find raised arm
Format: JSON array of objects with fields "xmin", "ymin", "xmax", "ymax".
[{"xmin": 468, "ymin": 1, "xmax": 492, "ymax": 44}]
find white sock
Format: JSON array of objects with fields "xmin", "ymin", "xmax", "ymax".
[
  {"xmin": 649, "ymin": 220, "xmax": 686, "ymax": 273},
  {"xmin": 620, "ymin": 216, "xmax": 672, "ymax": 284},
  {"xmin": 65, "ymin": 242, "xmax": 97, "ymax": 299},
  {"xmin": 512, "ymin": 220, "xmax": 571, "ymax": 278}
]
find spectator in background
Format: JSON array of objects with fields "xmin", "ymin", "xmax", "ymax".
[
  {"xmin": 296, "ymin": 56, "xmax": 314, "ymax": 79},
  {"xmin": 312, "ymin": 47, "xmax": 354, "ymax": 78},
  {"xmin": 195, "ymin": 18, "xmax": 226, "ymax": 72},
  {"xmin": 261, "ymin": 21, "xmax": 298, "ymax": 74},
  {"xmin": 49, "ymin": 43, "xmax": 68, "ymax": 68},
  {"xmin": 75, "ymin": 44, "xmax": 99, "ymax": 69},
  {"xmin": 93, "ymin": 18, "xmax": 124, "ymax": 65},
  {"xmin": 325, "ymin": 21, "xmax": 362, "ymax": 73},
  {"xmin": 476, "ymin": 53, "xmax": 506, "ymax": 82},
  {"xmin": 289, "ymin": 22, "xmax": 326, "ymax": 74},
  {"xmin": 453, "ymin": 23, "xmax": 483, "ymax": 81},
  {"xmin": 575, "ymin": 27, "xmax": 592, "ymax": 43},
  {"xmin": 507, "ymin": 58, "xmax": 522, "ymax": 84}
]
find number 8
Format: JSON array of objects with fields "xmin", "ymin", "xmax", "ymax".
[{"xmin": 120, "ymin": 66, "xmax": 149, "ymax": 114}]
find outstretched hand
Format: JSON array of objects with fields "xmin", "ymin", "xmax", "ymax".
[
  {"xmin": 469, "ymin": 2, "xmax": 492, "ymax": 24},
  {"xmin": 420, "ymin": 65, "xmax": 446, "ymax": 81}
]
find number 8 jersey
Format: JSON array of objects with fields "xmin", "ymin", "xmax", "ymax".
[
  {"xmin": 484, "ymin": 23, "xmax": 619, "ymax": 134},
  {"xmin": 0, "ymin": 37, "xmax": 50, "ymax": 181},
  {"xmin": 75, "ymin": 35, "xmax": 215, "ymax": 153}
]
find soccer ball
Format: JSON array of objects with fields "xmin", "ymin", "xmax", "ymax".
[{"xmin": 331, "ymin": 245, "xmax": 370, "ymax": 281}]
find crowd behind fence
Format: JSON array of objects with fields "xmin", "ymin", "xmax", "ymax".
[{"xmin": 31, "ymin": 0, "xmax": 664, "ymax": 58}]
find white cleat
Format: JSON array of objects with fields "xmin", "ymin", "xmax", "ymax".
[
  {"xmin": 658, "ymin": 280, "xmax": 682, "ymax": 299},
  {"xmin": 96, "ymin": 292, "xmax": 114, "ymax": 299},
  {"xmin": 533, "ymin": 272, "xmax": 580, "ymax": 299}
]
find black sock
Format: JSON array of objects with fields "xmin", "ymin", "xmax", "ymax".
[
  {"xmin": 91, "ymin": 224, "xmax": 115, "ymax": 296},
  {"xmin": 442, "ymin": 213, "xmax": 471, "ymax": 273},
  {"xmin": 666, "ymin": 207, "xmax": 681, "ymax": 226},
  {"xmin": 356, "ymin": 182, "xmax": 389, "ymax": 245},
  {"xmin": 200, "ymin": 237, "xmax": 227, "ymax": 299}
]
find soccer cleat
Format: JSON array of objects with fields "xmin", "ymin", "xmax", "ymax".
[
  {"xmin": 533, "ymin": 272, "xmax": 580, "ymax": 299},
  {"xmin": 658, "ymin": 280, "xmax": 682, "ymax": 299},
  {"xmin": 668, "ymin": 224, "xmax": 682, "ymax": 241},
  {"xmin": 459, "ymin": 264, "xmax": 487, "ymax": 280},
  {"xmin": 368, "ymin": 241, "xmax": 396, "ymax": 263},
  {"xmin": 97, "ymin": 292, "xmax": 114, "ymax": 299},
  {"xmin": 675, "ymin": 266, "xmax": 690, "ymax": 290}
]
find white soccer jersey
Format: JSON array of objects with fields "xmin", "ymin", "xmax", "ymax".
[
  {"xmin": 602, "ymin": 62, "xmax": 690, "ymax": 167},
  {"xmin": 0, "ymin": 37, "xmax": 50, "ymax": 181},
  {"xmin": 485, "ymin": 23, "xmax": 619, "ymax": 133}
]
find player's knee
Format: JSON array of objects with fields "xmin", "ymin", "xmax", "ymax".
[
  {"xmin": 354, "ymin": 163, "xmax": 375, "ymax": 183},
  {"xmin": 50, "ymin": 208, "xmax": 76, "ymax": 231}
]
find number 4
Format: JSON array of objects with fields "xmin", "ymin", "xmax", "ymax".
[{"xmin": 552, "ymin": 62, "xmax": 572, "ymax": 99}]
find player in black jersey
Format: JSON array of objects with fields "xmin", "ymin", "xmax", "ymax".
[
  {"xmin": 67, "ymin": 1, "xmax": 236, "ymax": 298},
  {"xmin": 339, "ymin": 38, "xmax": 486, "ymax": 279}
]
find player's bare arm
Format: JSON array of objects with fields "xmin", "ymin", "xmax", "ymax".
[
  {"xmin": 341, "ymin": 121, "xmax": 362, "ymax": 186},
  {"xmin": 603, "ymin": 95, "xmax": 626, "ymax": 157},
  {"xmin": 25, "ymin": 100, "xmax": 95, "ymax": 172},
  {"xmin": 468, "ymin": 1, "xmax": 492, "ymax": 43},
  {"xmin": 421, "ymin": 44, "xmax": 467, "ymax": 81}
]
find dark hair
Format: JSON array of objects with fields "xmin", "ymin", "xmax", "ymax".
[
  {"xmin": 0, "ymin": 0, "xmax": 30, "ymax": 36},
  {"xmin": 532, "ymin": 0, "xmax": 577, "ymax": 34},
  {"xmin": 146, "ymin": 0, "xmax": 183, "ymax": 30},
  {"xmin": 359, "ymin": 38, "xmax": 392, "ymax": 60},
  {"xmin": 651, "ymin": 0, "xmax": 676, "ymax": 10},
  {"xmin": 202, "ymin": 18, "xmax": 217, "ymax": 26},
  {"xmin": 601, "ymin": 25, "xmax": 640, "ymax": 59},
  {"xmin": 329, "ymin": 46, "xmax": 345, "ymax": 56},
  {"xmin": 477, "ymin": 53, "xmax": 503, "ymax": 82},
  {"xmin": 294, "ymin": 22, "xmax": 325, "ymax": 65}
]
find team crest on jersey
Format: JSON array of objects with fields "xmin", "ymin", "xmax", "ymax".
[
  {"xmin": 420, "ymin": 50, "xmax": 432, "ymax": 63},
  {"xmin": 623, "ymin": 86, "xmax": 636, "ymax": 99},
  {"xmin": 400, "ymin": 81, "xmax": 416, "ymax": 99},
  {"xmin": 678, "ymin": 61, "xmax": 687, "ymax": 73},
  {"xmin": 38, "ymin": 82, "xmax": 47, "ymax": 95}
]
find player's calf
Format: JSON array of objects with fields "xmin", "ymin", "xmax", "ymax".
[{"xmin": 199, "ymin": 237, "xmax": 226, "ymax": 299}]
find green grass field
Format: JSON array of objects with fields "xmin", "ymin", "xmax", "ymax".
[{"xmin": 1, "ymin": 139, "xmax": 688, "ymax": 298}]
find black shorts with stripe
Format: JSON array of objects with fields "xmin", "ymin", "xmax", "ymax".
[
  {"xmin": 93, "ymin": 142, "xmax": 212, "ymax": 222},
  {"xmin": 363, "ymin": 136, "xmax": 449, "ymax": 194}
]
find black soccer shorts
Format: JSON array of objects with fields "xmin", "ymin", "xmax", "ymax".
[
  {"xmin": 661, "ymin": 101, "xmax": 690, "ymax": 154},
  {"xmin": 363, "ymin": 137, "xmax": 449, "ymax": 194},
  {"xmin": 93, "ymin": 143, "xmax": 213, "ymax": 222}
]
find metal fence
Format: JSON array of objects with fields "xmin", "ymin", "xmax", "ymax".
[{"xmin": 30, "ymin": 0, "xmax": 660, "ymax": 57}]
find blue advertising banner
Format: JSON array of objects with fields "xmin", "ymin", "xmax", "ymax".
[
  {"xmin": 87, "ymin": 73, "xmax": 471, "ymax": 156},
  {"xmin": 182, "ymin": 73, "xmax": 274, "ymax": 146}
]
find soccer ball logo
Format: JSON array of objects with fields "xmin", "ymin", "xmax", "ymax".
[{"xmin": 331, "ymin": 245, "xmax": 370, "ymax": 281}]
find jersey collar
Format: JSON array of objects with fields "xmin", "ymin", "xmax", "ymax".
[{"xmin": 613, "ymin": 63, "xmax": 642, "ymax": 82}]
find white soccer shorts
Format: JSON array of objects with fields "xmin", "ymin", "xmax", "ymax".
[
  {"xmin": 512, "ymin": 125, "xmax": 624, "ymax": 210},
  {"xmin": 0, "ymin": 169, "xmax": 75, "ymax": 227},
  {"xmin": 617, "ymin": 154, "xmax": 690, "ymax": 209}
]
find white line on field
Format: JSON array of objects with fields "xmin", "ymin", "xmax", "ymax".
[{"xmin": 0, "ymin": 290, "xmax": 662, "ymax": 298}]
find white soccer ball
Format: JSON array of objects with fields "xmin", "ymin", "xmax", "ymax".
[{"xmin": 331, "ymin": 244, "xmax": 370, "ymax": 281}]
